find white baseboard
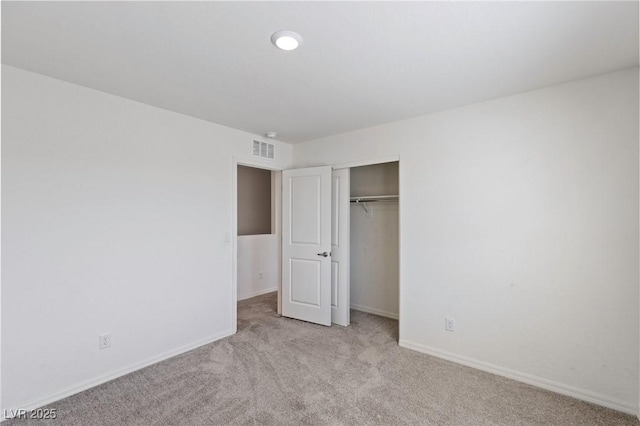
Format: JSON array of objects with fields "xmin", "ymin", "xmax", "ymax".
[
  {"xmin": 3, "ymin": 329, "xmax": 235, "ymax": 420},
  {"xmin": 398, "ymin": 339, "xmax": 637, "ymax": 416},
  {"xmin": 237, "ymin": 287, "xmax": 277, "ymax": 301},
  {"xmin": 351, "ymin": 304, "xmax": 398, "ymax": 320}
]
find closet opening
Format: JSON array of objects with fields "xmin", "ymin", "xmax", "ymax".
[
  {"xmin": 349, "ymin": 161, "xmax": 399, "ymax": 334},
  {"xmin": 236, "ymin": 164, "xmax": 281, "ymax": 325}
]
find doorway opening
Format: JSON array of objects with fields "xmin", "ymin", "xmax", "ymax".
[
  {"xmin": 349, "ymin": 161, "xmax": 399, "ymax": 322},
  {"xmin": 279, "ymin": 159, "xmax": 400, "ymax": 336},
  {"xmin": 234, "ymin": 158, "xmax": 400, "ymax": 339},
  {"xmin": 236, "ymin": 164, "xmax": 282, "ymax": 328}
]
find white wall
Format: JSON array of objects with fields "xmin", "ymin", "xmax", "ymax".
[
  {"xmin": 350, "ymin": 163, "xmax": 399, "ymax": 319},
  {"xmin": 1, "ymin": 65, "xmax": 293, "ymax": 412},
  {"xmin": 237, "ymin": 235, "xmax": 278, "ymax": 300},
  {"xmin": 294, "ymin": 68, "xmax": 640, "ymax": 414}
]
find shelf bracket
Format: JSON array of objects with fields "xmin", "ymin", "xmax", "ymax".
[{"xmin": 356, "ymin": 199, "xmax": 370, "ymax": 215}]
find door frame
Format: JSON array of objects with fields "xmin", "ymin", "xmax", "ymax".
[
  {"xmin": 232, "ymin": 154, "xmax": 401, "ymax": 338},
  {"xmin": 332, "ymin": 155, "xmax": 401, "ymax": 338},
  {"xmin": 231, "ymin": 156, "xmax": 286, "ymax": 334}
]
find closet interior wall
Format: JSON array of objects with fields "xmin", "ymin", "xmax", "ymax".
[{"xmin": 350, "ymin": 162, "xmax": 399, "ymax": 319}]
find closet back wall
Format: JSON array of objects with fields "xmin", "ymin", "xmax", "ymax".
[{"xmin": 350, "ymin": 162, "xmax": 399, "ymax": 319}]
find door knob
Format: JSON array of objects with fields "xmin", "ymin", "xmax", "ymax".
[{"xmin": 317, "ymin": 251, "xmax": 329, "ymax": 257}]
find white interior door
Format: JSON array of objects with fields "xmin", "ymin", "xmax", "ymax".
[
  {"xmin": 282, "ymin": 166, "xmax": 332, "ymax": 326},
  {"xmin": 331, "ymin": 169, "xmax": 350, "ymax": 326}
]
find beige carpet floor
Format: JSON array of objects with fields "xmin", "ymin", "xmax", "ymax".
[{"xmin": 6, "ymin": 291, "xmax": 638, "ymax": 425}]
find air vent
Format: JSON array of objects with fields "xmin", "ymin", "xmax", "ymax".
[{"xmin": 253, "ymin": 140, "xmax": 274, "ymax": 160}]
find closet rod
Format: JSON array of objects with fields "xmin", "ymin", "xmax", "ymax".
[{"xmin": 349, "ymin": 195, "xmax": 399, "ymax": 203}]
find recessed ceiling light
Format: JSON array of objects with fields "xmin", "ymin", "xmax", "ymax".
[
  {"xmin": 271, "ymin": 30, "xmax": 303, "ymax": 51},
  {"xmin": 265, "ymin": 132, "xmax": 278, "ymax": 139}
]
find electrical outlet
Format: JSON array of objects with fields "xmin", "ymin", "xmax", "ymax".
[
  {"xmin": 259, "ymin": 271, "xmax": 264, "ymax": 280},
  {"xmin": 445, "ymin": 318, "xmax": 455, "ymax": 332},
  {"xmin": 99, "ymin": 333, "xmax": 112, "ymax": 350}
]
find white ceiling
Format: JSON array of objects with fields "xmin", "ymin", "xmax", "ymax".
[{"xmin": 2, "ymin": 2, "xmax": 638, "ymax": 144}]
